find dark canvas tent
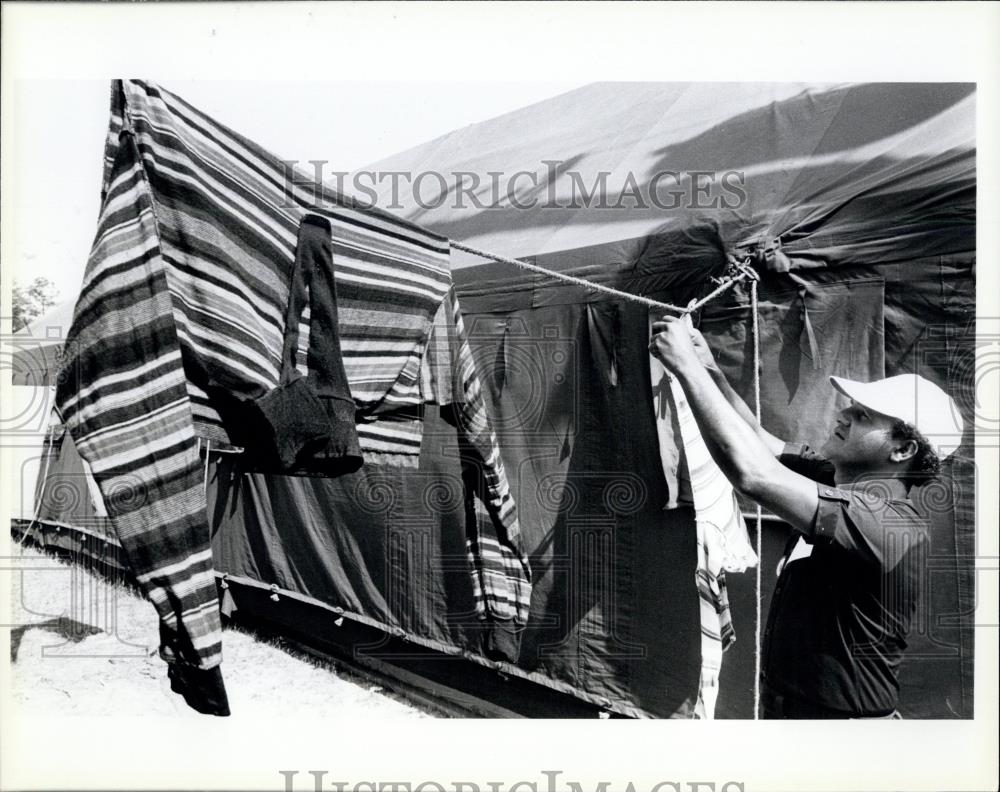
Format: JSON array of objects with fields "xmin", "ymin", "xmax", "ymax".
[
  {"xmin": 18, "ymin": 82, "xmax": 975, "ymax": 719},
  {"xmin": 348, "ymin": 82, "xmax": 976, "ymax": 718}
]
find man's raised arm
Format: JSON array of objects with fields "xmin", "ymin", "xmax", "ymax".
[
  {"xmin": 650, "ymin": 314, "xmax": 818, "ymax": 534},
  {"xmin": 687, "ymin": 325, "xmax": 786, "ymax": 457}
]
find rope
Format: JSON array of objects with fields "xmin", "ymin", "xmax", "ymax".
[
  {"xmin": 450, "ymin": 239, "xmax": 751, "ymax": 315},
  {"xmin": 685, "ymin": 266, "xmax": 753, "ymax": 315},
  {"xmin": 750, "ymin": 277, "xmax": 763, "ymax": 719}
]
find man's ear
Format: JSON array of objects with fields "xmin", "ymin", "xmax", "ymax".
[{"xmin": 890, "ymin": 438, "xmax": 918, "ymax": 464}]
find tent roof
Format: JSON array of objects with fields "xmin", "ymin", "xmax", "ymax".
[{"xmin": 358, "ymin": 82, "xmax": 975, "ymax": 270}]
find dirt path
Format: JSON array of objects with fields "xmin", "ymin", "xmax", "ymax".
[{"xmin": 7, "ymin": 545, "xmax": 429, "ymax": 718}]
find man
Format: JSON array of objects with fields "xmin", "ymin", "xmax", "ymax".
[{"xmin": 649, "ymin": 311, "xmax": 962, "ymax": 719}]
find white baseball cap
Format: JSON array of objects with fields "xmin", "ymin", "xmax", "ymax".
[{"xmin": 829, "ymin": 373, "xmax": 965, "ymax": 459}]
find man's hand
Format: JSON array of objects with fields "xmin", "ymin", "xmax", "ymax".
[
  {"xmin": 688, "ymin": 325, "xmax": 721, "ymax": 373},
  {"xmin": 649, "ymin": 312, "xmax": 700, "ymax": 374}
]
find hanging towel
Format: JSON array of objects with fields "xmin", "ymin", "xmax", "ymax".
[{"xmin": 648, "ymin": 313, "xmax": 757, "ymax": 718}]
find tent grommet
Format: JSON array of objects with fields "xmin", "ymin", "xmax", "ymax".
[{"xmin": 269, "ymin": 583, "xmax": 280, "ymax": 602}]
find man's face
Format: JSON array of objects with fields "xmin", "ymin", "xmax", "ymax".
[{"xmin": 819, "ymin": 400, "xmax": 899, "ymax": 470}]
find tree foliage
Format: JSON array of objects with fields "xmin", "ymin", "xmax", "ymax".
[{"xmin": 12, "ymin": 277, "xmax": 59, "ymax": 333}]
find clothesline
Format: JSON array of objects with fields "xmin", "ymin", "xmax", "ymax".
[{"xmin": 450, "ymin": 240, "xmax": 757, "ymax": 315}]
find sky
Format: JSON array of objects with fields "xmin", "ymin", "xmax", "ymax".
[{"xmin": 6, "ymin": 79, "xmax": 587, "ymax": 301}]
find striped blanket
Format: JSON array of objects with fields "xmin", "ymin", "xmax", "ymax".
[{"xmin": 55, "ymin": 81, "xmax": 531, "ymax": 701}]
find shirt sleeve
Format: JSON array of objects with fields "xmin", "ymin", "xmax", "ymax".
[
  {"xmin": 779, "ymin": 442, "xmax": 837, "ymax": 486},
  {"xmin": 810, "ymin": 483, "xmax": 927, "ymax": 571}
]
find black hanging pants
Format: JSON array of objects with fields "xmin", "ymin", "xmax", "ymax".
[{"xmin": 246, "ymin": 214, "xmax": 363, "ymax": 475}]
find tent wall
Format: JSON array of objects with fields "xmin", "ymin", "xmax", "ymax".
[
  {"xmin": 10, "ymin": 411, "xmax": 113, "ymax": 537},
  {"xmin": 207, "ymin": 403, "xmax": 702, "ymax": 716},
  {"xmin": 209, "ymin": 408, "xmax": 494, "ymax": 668},
  {"xmin": 9, "ymin": 400, "xmax": 123, "ymax": 578},
  {"xmin": 6, "ymin": 388, "xmax": 55, "ymax": 521}
]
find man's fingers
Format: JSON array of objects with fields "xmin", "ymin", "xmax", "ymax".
[
  {"xmin": 652, "ymin": 320, "xmax": 696, "ymax": 337},
  {"xmin": 654, "ymin": 306, "xmax": 686, "ymax": 320},
  {"xmin": 651, "ymin": 319, "xmax": 681, "ymax": 333}
]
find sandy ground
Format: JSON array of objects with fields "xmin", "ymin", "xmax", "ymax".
[{"xmin": 7, "ymin": 545, "xmax": 429, "ymax": 718}]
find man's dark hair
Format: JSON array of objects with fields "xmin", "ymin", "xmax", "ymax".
[{"xmin": 891, "ymin": 419, "xmax": 941, "ymax": 486}]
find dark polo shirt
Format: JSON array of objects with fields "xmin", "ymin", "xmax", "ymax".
[{"xmin": 760, "ymin": 443, "xmax": 928, "ymax": 717}]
